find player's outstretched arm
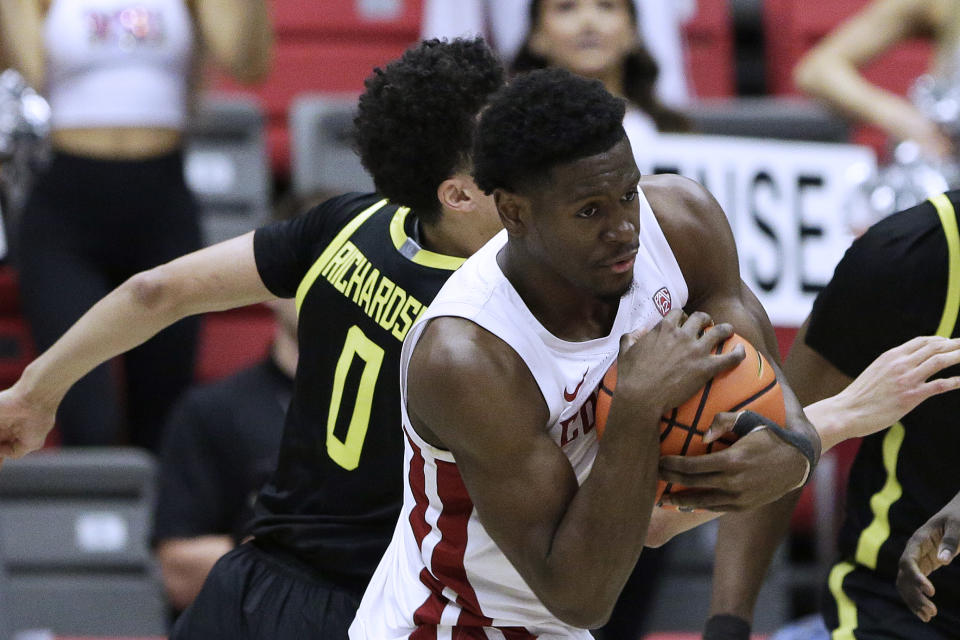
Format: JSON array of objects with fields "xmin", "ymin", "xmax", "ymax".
[
  {"xmin": 407, "ymin": 309, "xmax": 742, "ymax": 629},
  {"xmin": 897, "ymin": 490, "xmax": 960, "ymax": 622},
  {"xmin": 804, "ymin": 334, "xmax": 960, "ymax": 450},
  {"xmin": 0, "ymin": 233, "xmax": 273, "ymax": 459}
]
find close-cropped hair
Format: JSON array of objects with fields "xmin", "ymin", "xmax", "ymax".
[
  {"xmin": 353, "ymin": 37, "xmax": 505, "ymax": 225},
  {"xmin": 473, "ymin": 68, "xmax": 627, "ymax": 195},
  {"xmin": 512, "ymin": 0, "xmax": 689, "ymax": 133}
]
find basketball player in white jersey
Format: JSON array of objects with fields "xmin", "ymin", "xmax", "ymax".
[
  {"xmin": 347, "ymin": 68, "xmax": 829, "ymax": 638},
  {"xmin": 348, "ymin": 65, "xmax": 960, "ymax": 638}
]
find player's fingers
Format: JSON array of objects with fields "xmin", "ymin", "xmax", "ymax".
[
  {"xmin": 704, "ymin": 411, "xmax": 740, "ymax": 443},
  {"xmin": 708, "ymin": 344, "xmax": 745, "ymax": 378},
  {"xmin": 897, "ymin": 560, "xmax": 935, "ymax": 621},
  {"xmin": 900, "ymin": 535, "xmax": 938, "ymax": 593},
  {"xmin": 938, "ymin": 520, "xmax": 960, "ymax": 564},
  {"xmin": 897, "ymin": 335, "xmax": 943, "ymax": 356},
  {"xmin": 681, "ymin": 311, "xmax": 715, "ymax": 337},
  {"xmin": 659, "ymin": 308, "xmax": 686, "ymax": 328},
  {"xmin": 658, "ymin": 465, "xmax": 723, "ymax": 489},
  {"xmin": 917, "ymin": 598, "xmax": 937, "ymax": 623},
  {"xmin": 620, "ymin": 323, "xmax": 651, "ymax": 349},
  {"xmin": 914, "ymin": 348, "xmax": 960, "ymax": 382},
  {"xmin": 659, "ymin": 449, "xmax": 733, "ymax": 478},
  {"xmin": 922, "ymin": 375, "xmax": 960, "ymax": 399},
  {"xmin": 699, "ymin": 320, "xmax": 733, "ymax": 344},
  {"xmin": 660, "ymin": 490, "xmax": 732, "ymax": 512},
  {"xmin": 899, "ymin": 577, "xmax": 938, "ymax": 622},
  {"xmin": 908, "ymin": 336, "xmax": 960, "ymax": 365}
]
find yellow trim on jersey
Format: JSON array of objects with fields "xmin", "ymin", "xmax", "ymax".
[
  {"xmin": 826, "ymin": 195, "xmax": 959, "ymax": 638},
  {"xmin": 389, "ymin": 206, "xmax": 466, "ymax": 271},
  {"xmin": 929, "ymin": 193, "xmax": 960, "ymax": 337},
  {"xmin": 854, "ymin": 422, "xmax": 906, "ymax": 568},
  {"xmin": 827, "ymin": 561, "xmax": 857, "ymax": 640},
  {"xmin": 295, "ymin": 199, "xmax": 389, "ymax": 314}
]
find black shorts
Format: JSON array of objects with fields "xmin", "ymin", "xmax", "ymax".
[
  {"xmin": 171, "ymin": 541, "xmax": 363, "ymax": 640},
  {"xmin": 821, "ymin": 561, "xmax": 960, "ymax": 640}
]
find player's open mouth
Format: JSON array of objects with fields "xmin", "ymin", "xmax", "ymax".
[{"xmin": 604, "ymin": 250, "xmax": 637, "ymax": 273}]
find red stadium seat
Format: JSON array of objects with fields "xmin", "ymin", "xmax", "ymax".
[
  {"xmin": 196, "ymin": 305, "xmax": 276, "ymax": 383},
  {"xmin": 764, "ymin": 0, "xmax": 932, "ymax": 155},
  {"xmin": 1, "ymin": 265, "xmax": 277, "ymax": 386},
  {"xmin": 271, "ymin": 0, "xmax": 421, "ymax": 37},
  {"xmin": 215, "ymin": 0, "xmax": 736, "ymax": 170},
  {"xmin": 211, "ymin": 0, "xmax": 423, "ymax": 173},
  {"xmin": 0, "ymin": 266, "xmax": 274, "ymax": 448},
  {"xmin": 0, "ymin": 267, "xmax": 34, "ymax": 390},
  {"xmin": 683, "ymin": 0, "xmax": 736, "ymax": 98}
]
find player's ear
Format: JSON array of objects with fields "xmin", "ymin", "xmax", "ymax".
[
  {"xmin": 495, "ymin": 189, "xmax": 526, "ymax": 236},
  {"xmin": 437, "ymin": 175, "xmax": 481, "ymax": 214}
]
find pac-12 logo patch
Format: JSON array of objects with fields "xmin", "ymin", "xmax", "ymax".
[{"xmin": 653, "ymin": 287, "xmax": 672, "ymax": 316}]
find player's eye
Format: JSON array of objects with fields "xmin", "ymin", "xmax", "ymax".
[
  {"xmin": 576, "ymin": 206, "xmax": 599, "ymax": 218},
  {"xmin": 622, "ymin": 189, "xmax": 638, "ymax": 202}
]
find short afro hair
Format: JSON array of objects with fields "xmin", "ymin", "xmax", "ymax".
[
  {"xmin": 473, "ymin": 68, "xmax": 627, "ymax": 195},
  {"xmin": 354, "ymin": 38, "xmax": 504, "ymax": 225}
]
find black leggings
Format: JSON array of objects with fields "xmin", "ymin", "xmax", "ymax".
[{"xmin": 16, "ymin": 150, "xmax": 201, "ymax": 451}]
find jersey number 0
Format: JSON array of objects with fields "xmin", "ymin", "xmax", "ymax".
[{"xmin": 327, "ymin": 325, "xmax": 384, "ymax": 470}]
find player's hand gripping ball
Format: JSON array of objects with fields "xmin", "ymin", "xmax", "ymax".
[{"xmin": 594, "ymin": 333, "xmax": 786, "ymax": 509}]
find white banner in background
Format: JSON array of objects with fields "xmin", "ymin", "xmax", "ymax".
[{"xmin": 638, "ymin": 134, "xmax": 877, "ymax": 327}]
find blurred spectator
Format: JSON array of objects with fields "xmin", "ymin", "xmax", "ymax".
[
  {"xmin": 153, "ymin": 296, "xmax": 296, "ymax": 616},
  {"xmin": 0, "ymin": 68, "xmax": 50, "ymax": 255},
  {"xmin": 794, "ymin": 0, "xmax": 959, "ymax": 161},
  {"xmin": 511, "ymin": 0, "xmax": 690, "ymax": 162},
  {"xmin": 422, "ymin": 0, "xmax": 695, "ymax": 107},
  {"xmin": 0, "ymin": 0, "xmax": 272, "ymax": 451}
]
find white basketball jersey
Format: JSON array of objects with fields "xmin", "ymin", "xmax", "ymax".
[{"xmin": 350, "ymin": 187, "xmax": 688, "ymax": 639}]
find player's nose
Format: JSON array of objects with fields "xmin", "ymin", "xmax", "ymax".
[{"xmin": 602, "ymin": 214, "xmax": 637, "ymax": 244}]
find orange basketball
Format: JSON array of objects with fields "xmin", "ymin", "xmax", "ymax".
[{"xmin": 595, "ymin": 333, "xmax": 785, "ymax": 507}]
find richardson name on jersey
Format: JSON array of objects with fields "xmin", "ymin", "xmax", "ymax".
[{"xmin": 317, "ymin": 240, "xmax": 428, "ymax": 341}]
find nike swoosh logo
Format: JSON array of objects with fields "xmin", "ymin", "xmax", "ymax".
[{"xmin": 564, "ymin": 370, "xmax": 588, "ymax": 402}]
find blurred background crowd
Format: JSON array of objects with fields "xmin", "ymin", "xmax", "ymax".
[{"xmin": 0, "ymin": 0, "xmax": 954, "ymax": 639}]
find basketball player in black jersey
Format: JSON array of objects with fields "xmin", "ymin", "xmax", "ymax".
[
  {"xmin": 704, "ymin": 192, "xmax": 960, "ymax": 640},
  {"xmin": 0, "ymin": 38, "xmax": 504, "ymax": 638}
]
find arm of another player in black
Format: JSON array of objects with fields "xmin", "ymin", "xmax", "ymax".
[
  {"xmin": 706, "ymin": 319, "xmax": 852, "ymax": 634},
  {"xmin": 705, "ymin": 194, "xmax": 957, "ymax": 632}
]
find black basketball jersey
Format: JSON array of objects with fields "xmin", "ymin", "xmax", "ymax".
[
  {"xmin": 248, "ymin": 192, "xmax": 464, "ymax": 591},
  {"xmin": 806, "ymin": 189, "xmax": 960, "ymax": 606}
]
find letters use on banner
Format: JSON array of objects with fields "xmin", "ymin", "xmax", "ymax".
[{"xmin": 637, "ymin": 134, "xmax": 877, "ymax": 327}]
